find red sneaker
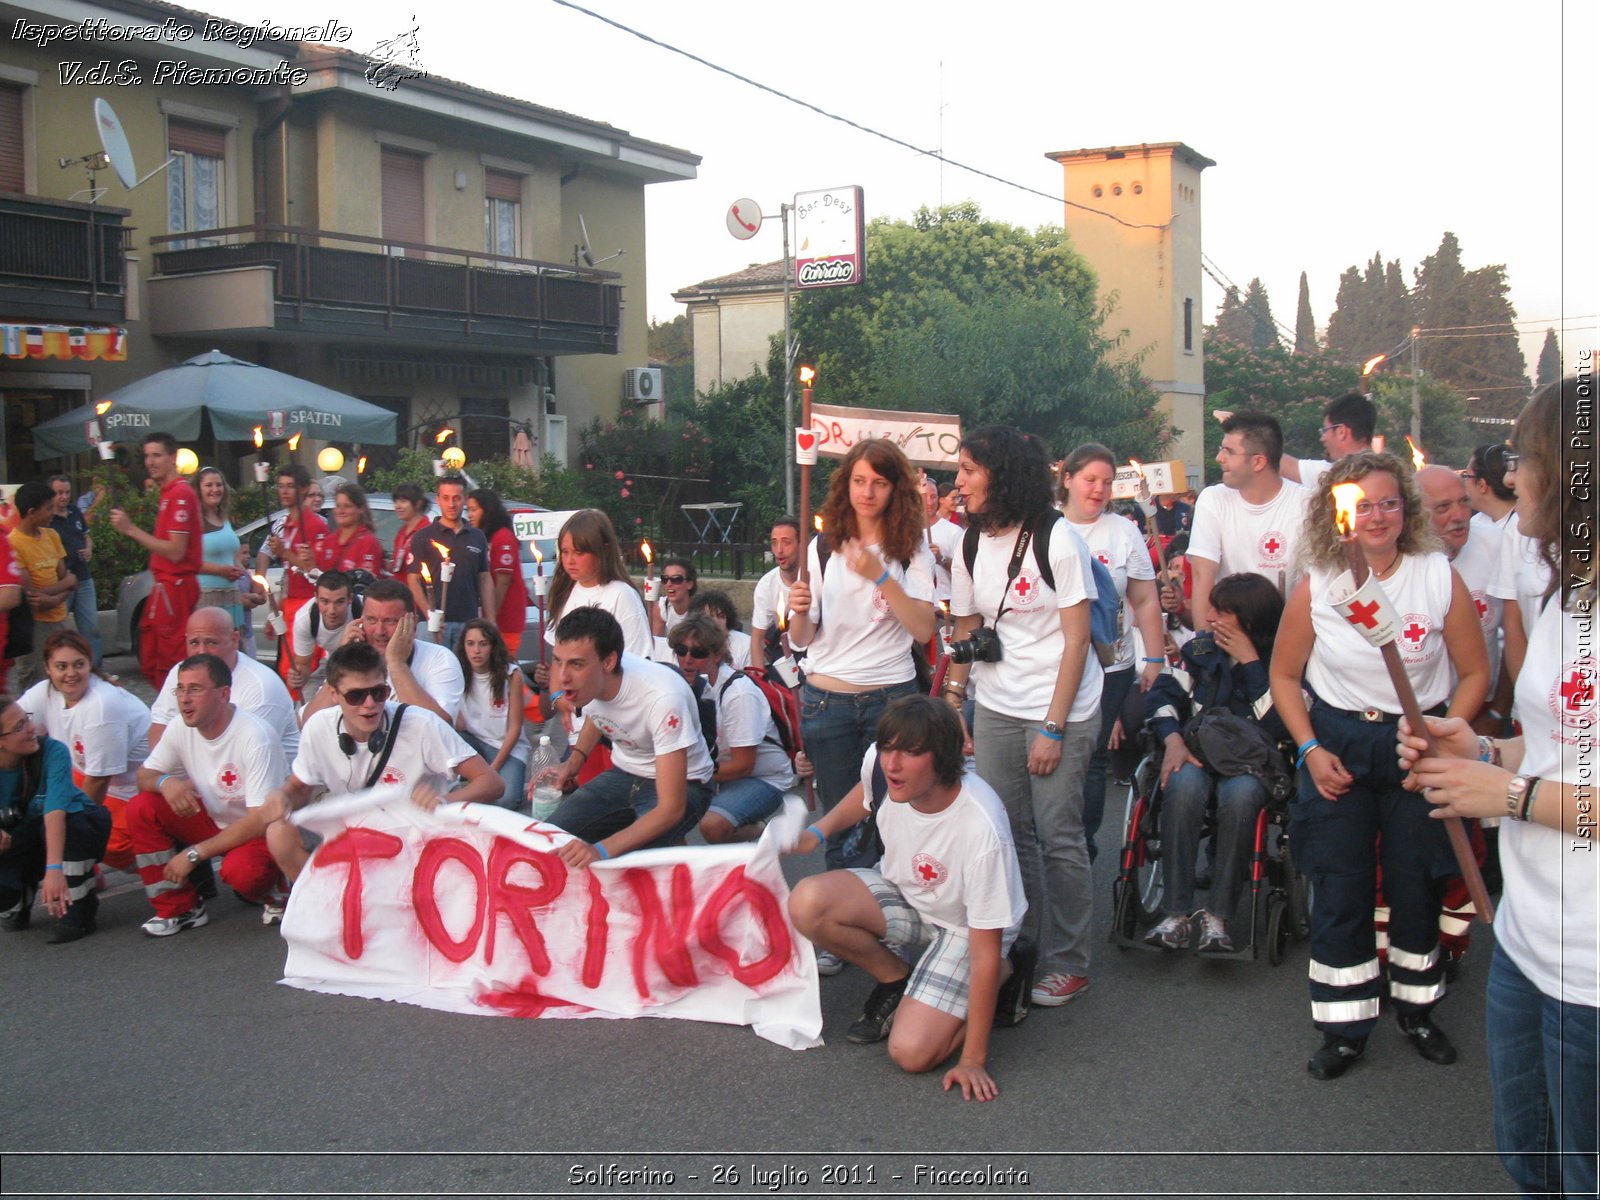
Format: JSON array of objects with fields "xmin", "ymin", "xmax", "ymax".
[{"xmin": 1030, "ymin": 972, "xmax": 1090, "ymax": 1007}]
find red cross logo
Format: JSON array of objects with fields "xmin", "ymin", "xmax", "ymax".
[
  {"xmin": 1097, "ymin": 552, "xmax": 1111, "ymax": 565},
  {"xmin": 73, "ymin": 738, "xmax": 85, "ymax": 756},
  {"xmin": 666, "ymin": 713, "xmax": 680, "ymax": 730},
  {"xmin": 381, "ymin": 769, "xmax": 402, "ymax": 785},
  {"xmin": 910, "ymin": 852, "xmax": 946, "ymax": 887},
  {"xmin": 1403, "ymin": 621, "xmax": 1428, "ymax": 645},
  {"xmin": 219, "ymin": 768, "xmax": 239, "ymax": 789},
  {"xmin": 1345, "ymin": 600, "xmax": 1382, "ymax": 629},
  {"xmin": 1474, "ymin": 594, "xmax": 1488, "ymax": 618},
  {"xmin": 1561, "ymin": 671, "xmax": 1594, "ymax": 713},
  {"xmin": 1014, "ymin": 576, "xmax": 1034, "ymax": 598},
  {"xmin": 918, "ymin": 861, "xmax": 938, "ymax": 881}
]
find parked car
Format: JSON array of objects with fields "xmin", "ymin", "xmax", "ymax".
[{"xmin": 114, "ymin": 491, "xmax": 559, "ymax": 667}]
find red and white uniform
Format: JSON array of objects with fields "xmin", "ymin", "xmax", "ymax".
[
  {"xmin": 487, "ymin": 526, "xmax": 529, "ymax": 646},
  {"xmin": 315, "ymin": 526, "xmax": 384, "ymax": 577},
  {"xmin": 140, "ymin": 477, "xmax": 203, "ymax": 686}
]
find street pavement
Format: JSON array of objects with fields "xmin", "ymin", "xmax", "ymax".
[{"xmin": 2, "ymin": 655, "xmax": 1511, "ymax": 1199}]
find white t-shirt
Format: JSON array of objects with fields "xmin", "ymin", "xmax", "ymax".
[
  {"xmin": 726, "ymin": 629, "xmax": 752, "ymax": 671},
  {"xmin": 294, "ymin": 701, "xmax": 476, "ymax": 798},
  {"xmin": 950, "ymin": 518, "xmax": 1103, "ymax": 724},
  {"xmin": 20, "ymin": 676, "xmax": 151, "ymax": 800},
  {"xmin": 713, "ymin": 670, "xmax": 793, "ymax": 792},
  {"xmin": 1495, "ymin": 591, "xmax": 1597, "ymax": 1005},
  {"xmin": 1066, "ymin": 510, "xmax": 1156, "ymax": 673},
  {"xmin": 926, "ymin": 519, "xmax": 963, "ymax": 603},
  {"xmin": 547, "ymin": 579, "xmax": 653, "ymax": 658},
  {"xmin": 1305, "ymin": 553, "xmax": 1457, "ymax": 713},
  {"xmin": 1188, "ymin": 479, "xmax": 1312, "ymax": 596},
  {"xmin": 459, "ymin": 669, "xmax": 527, "ymax": 764},
  {"xmin": 150, "ymin": 654, "xmax": 300, "ymax": 760},
  {"xmin": 799, "ymin": 540, "xmax": 935, "ymax": 687},
  {"xmin": 1297, "ymin": 457, "xmax": 1333, "ymax": 491},
  {"xmin": 1450, "ymin": 529, "xmax": 1503, "ymax": 687},
  {"xmin": 1489, "ymin": 512, "xmax": 1552, "ymax": 639},
  {"xmin": 583, "ymin": 653, "xmax": 714, "ymax": 783},
  {"xmin": 142, "ymin": 707, "xmax": 286, "ymax": 827},
  {"xmin": 656, "ymin": 596, "xmax": 692, "ymax": 638},
  {"xmin": 749, "ymin": 567, "xmax": 794, "ymax": 635},
  {"xmin": 291, "ymin": 602, "xmax": 350, "ymax": 659},
  {"xmin": 859, "ymin": 746, "xmax": 1026, "ymax": 943},
  {"xmin": 404, "ymin": 638, "xmax": 466, "ymax": 720}
]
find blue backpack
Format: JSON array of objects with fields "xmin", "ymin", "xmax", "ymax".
[{"xmin": 961, "ymin": 510, "xmax": 1122, "ymax": 664}]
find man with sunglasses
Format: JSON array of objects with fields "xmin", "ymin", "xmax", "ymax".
[
  {"xmin": 542, "ymin": 607, "xmax": 713, "ymax": 867},
  {"xmin": 129, "ymin": 653, "xmax": 289, "ymax": 936},
  {"xmin": 262, "ymin": 641, "xmax": 501, "ymax": 886},
  {"xmin": 148, "ymin": 608, "xmax": 298, "ymax": 761},
  {"xmin": 1281, "ymin": 393, "xmax": 1376, "ymax": 489}
]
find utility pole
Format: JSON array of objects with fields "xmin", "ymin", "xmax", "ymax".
[
  {"xmin": 781, "ymin": 202, "xmax": 795, "ymax": 515},
  {"xmin": 1410, "ymin": 327, "xmax": 1422, "ymax": 444}
]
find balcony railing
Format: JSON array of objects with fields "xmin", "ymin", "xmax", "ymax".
[
  {"xmin": 149, "ymin": 224, "xmax": 621, "ymax": 345},
  {"xmin": 0, "ymin": 193, "xmax": 130, "ymax": 318}
]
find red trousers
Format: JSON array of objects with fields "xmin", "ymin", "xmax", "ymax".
[
  {"xmin": 140, "ymin": 576, "xmax": 199, "ymax": 688},
  {"xmin": 127, "ymin": 790, "xmax": 281, "ymax": 917}
]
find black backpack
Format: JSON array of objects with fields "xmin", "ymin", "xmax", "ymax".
[{"xmin": 4, "ymin": 599, "xmax": 34, "ymax": 659}]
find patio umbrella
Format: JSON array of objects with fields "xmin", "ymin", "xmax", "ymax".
[
  {"xmin": 33, "ymin": 350, "xmax": 398, "ymax": 460},
  {"xmin": 510, "ymin": 427, "xmax": 536, "ymax": 469}
]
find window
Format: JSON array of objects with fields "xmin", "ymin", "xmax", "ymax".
[
  {"xmin": 167, "ymin": 120, "xmax": 227, "ymax": 244},
  {"xmin": 1183, "ymin": 298, "xmax": 1195, "ymax": 352},
  {"xmin": 484, "ymin": 169, "xmax": 521, "ymax": 258},
  {"xmin": 381, "ymin": 147, "xmax": 426, "ymax": 250},
  {"xmin": 0, "ymin": 83, "xmax": 24, "ymax": 194},
  {"xmin": 460, "ymin": 397, "xmax": 509, "ymax": 464}
]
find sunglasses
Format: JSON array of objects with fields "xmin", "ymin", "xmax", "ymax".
[
  {"xmin": 339, "ymin": 683, "xmax": 392, "ymax": 706},
  {"xmin": 662, "ymin": 574, "xmax": 690, "ymax": 585},
  {"xmin": 670, "ymin": 644, "xmax": 713, "ymax": 659}
]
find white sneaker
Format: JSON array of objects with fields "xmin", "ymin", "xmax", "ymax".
[
  {"xmin": 816, "ymin": 950, "xmax": 845, "ymax": 976},
  {"xmin": 262, "ymin": 903, "xmax": 286, "ymax": 926},
  {"xmin": 141, "ymin": 905, "xmax": 209, "ymax": 938},
  {"xmin": 1196, "ymin": 910, "xmax": 1233, "ymax": 953}
]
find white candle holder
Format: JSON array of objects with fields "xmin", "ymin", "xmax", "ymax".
[
  {"xmin": 427, "ymin": 609, "xmax": 444, "ymax": 633},
  {"xmin": 97, "ymin": 441, "xmax": 116, "ymax": 461},
  {"xmin": 439, "ymin": 561, "xmax": 456, "ymax": 583},
  {"xmin": 643, "ymin": 577, "xmax": 661, "ymax": 602},
  {"xmin": 267, "ymin": 611, "xmax": 287, "ymax": 636},
  {"xmin": 253, "ymin": 461, "xmax": 272, "ymax": 483},
  {"xmin": 532, "ymin": 574, "xmax": 549, "ymax": 598},
  {"xmin": 771, "ymin": 655, "xmax": 801, "ymax": 688},
  {"xmin": 432, "ymin": 459, "xmax": 446, "ymax": 477}
]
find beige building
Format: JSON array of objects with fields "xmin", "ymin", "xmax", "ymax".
[
  {"xmin": 671, "ymin": 260, "xmax": 787, "ymax": 397},
  {"xmin": 1045, "ymin": 142, "xmax": 1212, "ymax": 483},
  {"xmin": 0, "ymin": 0, "xmax": 698, "ymax": 481}
]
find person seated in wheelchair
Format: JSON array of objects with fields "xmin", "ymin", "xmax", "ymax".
[{"xmin": 1142, "ymin": 572, "xmax": 1290, "ymax": 952}]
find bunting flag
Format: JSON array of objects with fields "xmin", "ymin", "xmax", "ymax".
[{"xmin": 0, "ymin": 323, "xmax": 129, "ymax": 361}]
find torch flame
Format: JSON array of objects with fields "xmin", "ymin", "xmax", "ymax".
[
  {"xmin": 813, "ymin": 515, "xmax": 823, "ymax": 532},
  {"xmin": 252, "ymin": 425, "xmax": 264, "ymax": 449},
  {"xmin": 798, "ymin": 365, "xmax": 815, "ymax": 386},
  {"xmin": 531, "ymin": 541, "xmax": 543, "ymax": 565},
  {"xmin": 356, "ymin": 456, "xmax": 367, "ymax": 475},
  {"xmin": 430, "ymin": 540, "xmax": 450, "ymax": 562},
  {"xmin": 1406, "ymin": 436, "xmax": 1426, "ymax": 471},
  {"xmin": 640, "ymin": 540, "xmax": 652, "ymax": 563},
  {"xmin": 250, "ymin": 574, "xmax": 269, "ymax": 590},
  {"xmin": 775, "ymin": 606, "xmax": 787, "ymax": 633},
  {"xmin": 1362, "ymin": 354, "xmax": 1388, "ymax": 378},
  {"xmin": 95, "ymin": 400, "xmax": 113, "ymax": 416},
  {"xmin": 1129, "ymin": 458, "xmax": 1144, "ymax": 471},
  {"xmin": 419, "ymin": 563, "xmax": 432, "ymax": 584},
  {"xmin": 287, "ymin": 433, "xmax": 302, "ymax": 451},
  {"xmin": 1332, "ymin": 482, "xmax": 1366, "ymax": 539},
  {"xmin": 435, "ymin": 427, "xmax": 454, "ymax": 444}
]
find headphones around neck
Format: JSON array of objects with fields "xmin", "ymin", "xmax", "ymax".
[{"xmin": 337, "ymin": 710, "xmax": 390, "ymax": 757}]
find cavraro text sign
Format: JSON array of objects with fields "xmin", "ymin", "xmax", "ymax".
[{"xmin": 793, "ymin": 186, "xmax": 864, "ymax": 290}]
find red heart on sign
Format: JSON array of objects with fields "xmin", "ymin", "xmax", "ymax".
[{"xmin": 797, "ymin": 432, "xmax": 817, "ymax": 451}]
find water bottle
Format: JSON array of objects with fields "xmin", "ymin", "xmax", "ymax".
[{"xmin": 529, "ymin": 735, "xmax": 563, "ymax": 822}]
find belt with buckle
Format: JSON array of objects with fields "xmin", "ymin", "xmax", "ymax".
[{"xmin": 1357, "ymin": 707, "xmax": 1396, "ymax": 723}]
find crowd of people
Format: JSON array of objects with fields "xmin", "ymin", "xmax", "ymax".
[{"xmin": 0, "ymin": 382, "xmax": 1591, "ymax": 1172}]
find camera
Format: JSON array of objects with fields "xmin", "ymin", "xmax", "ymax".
[
  {"xmin": 0, "ymin": 798, "xmax": 30, "ymax": 832},
  {"xmin": 948, "ymin": 625, "xmax": 1003, "ymax": 665}
]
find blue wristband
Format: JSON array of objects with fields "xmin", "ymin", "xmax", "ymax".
[
  {"xmin": 549, "ymin": 689, "xmax": 565, "ymax": 702},
  {"xmin": 593, "ymin": 842, "xmax": 609, "ymax": 861},
  {"xmin": 1039, "ymin": 727, "xmax": 1064, "ymax": 743},
  {"xmin": 1142, "ymin": 656, "xmax": 1165, "ymax": 664},
  {"xmin": 874, "ymin": 569, "xmax": 890, "ymax": 587},
  {"xmin": 805, "ymin": 823, "xmax": 825, "ymax": 847},
  {"xmin": 157, "ymin": 773, "xmax": 174, "ymax": 790},
  {"xmin": 45, "ymin": 863, "xmax": 63, "ymax": 872},
  {"xmin": 1295, "ymin": 739, "xmax": 1321, "ymax": 770}
]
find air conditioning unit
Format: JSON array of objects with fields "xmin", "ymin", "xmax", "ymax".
[{"xmin": 624, "ymin": 367, "xmax": 662, "ymax": 403}]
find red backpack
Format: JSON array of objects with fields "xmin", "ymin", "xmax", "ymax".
[{"xmin": 723, "ymin": 667, "xmax": 803, "ymax": 766}]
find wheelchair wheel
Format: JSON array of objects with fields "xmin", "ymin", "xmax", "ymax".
[{"xmin": 1266, "ymin": 894, "xmax": 1291, "ymax": 966}]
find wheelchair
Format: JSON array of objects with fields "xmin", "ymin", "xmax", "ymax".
[{"xmin": 1108, "ymin": 733, "xmax": 1311, "ymax": 964}]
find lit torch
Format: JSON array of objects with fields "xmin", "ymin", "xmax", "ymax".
[
  {"xmin": 251, "ymin": 574, "xmax": 284, "ymax": 637},
  {"xmin": 252, "ymin": 426, "xmax": 271, "ymax": 484},
  {"xmin": 1329, "ymin": 482, "xmax": 1493, "ymax": 924},
  {"xmin": 1406, "ymin": 436, "xmax": 1427, "ymax": 471},
  {"xmin": 431, "ymin": 540, "xmax": 455, "ymax": 583},
  {"xmin": 530, "ymin": 542, "xmax": 548, "ymax": 665},
  {"xmin": 641, "ymin": 539, "xmax": 658, "ymax": 602},
  {"xmin": 419, "ymin": 562, "xmax": 443, "ymax": 633}
]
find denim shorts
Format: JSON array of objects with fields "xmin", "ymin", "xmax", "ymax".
[{"xmin": 706, "ymin": 776, "xmax": 785, "ymax": 829}]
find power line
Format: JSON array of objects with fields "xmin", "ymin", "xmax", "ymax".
[{"xmin": 548, "ymin": 0, "xmax": 1170, "ymax": 232}]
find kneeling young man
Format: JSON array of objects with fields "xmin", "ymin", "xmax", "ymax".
[
  {"xmin": 788, "ymin": 695, "xmax": 1030, "ymax": 1102},
  {"xmin": 264, "ymin": 642, "xmax": 502, "ymax": 885}
]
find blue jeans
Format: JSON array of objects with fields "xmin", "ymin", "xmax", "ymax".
[
  {"xmin": 706, "ymin": 776, "xmax": 784, "ymax": 829},
  {"xmin": 1159, "ymin": 765, "xmax": 1267, "ymax": 918},
  {"xmin": 1082, "ymin": 666, "xmax": 1135, "ymax": 862},
  {"xmin": 547, "ymin": 767, "xmax": 712, "ymax": 849},
  {"xmin": 1486, "ymin": 944, "xmax": 1598, "ymax": 1198},
  {"xmin": 64, "ymin": 575, "xmax": 103, "ymax": 667},
  {"xmin": 799, "ymin": 679, "xmax": 919, "ymax": 869},
  {"xmin": 459, "ymin": 730, "xmax": 527, "ymax": 812},
  {"xmin": 435, "ymin": 621, "xmax": 468, "ymax": 653}
]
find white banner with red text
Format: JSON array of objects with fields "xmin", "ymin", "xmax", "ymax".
[
  {"xmin": 808, "ymin": 402, "xmax": 962, "ymax": 469},
  {"xmin": 281, "ymin": 790, "xmax": 822, "ymax": 1049}
]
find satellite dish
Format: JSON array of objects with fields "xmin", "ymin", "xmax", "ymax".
[
  {"xmin": 94, "ymin": 99, "xmax": 137, "ymax": 190},
  {"xmin": 575, "ymin": 213, "xmax": 624, "ymax": 269}
]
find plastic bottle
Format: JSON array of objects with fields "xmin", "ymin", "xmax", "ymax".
[{"xmin": 529, "ymin": 735, "xmax": 563, "ymax": 822}]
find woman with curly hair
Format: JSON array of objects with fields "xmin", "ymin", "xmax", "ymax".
[
  {"xmin": 947, "ymin": 425, "xmax": 1101, "ymax": 1006},
  {"xmin": 787, "ymin": 439, "xmax": 936, "ymax": 888},
  {"xmin": 1270, "ymin": 450, "xmax": 1488, "ymax": 1081}
]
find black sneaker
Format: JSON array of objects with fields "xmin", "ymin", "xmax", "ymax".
[
  {"xmin": 1307, "ymin": 1034, "xmax": 1366, "ymax": 1080},
  {"xmin": 0, "ymin": 890, "xmax": 33, "ymax": 932},
  {"xmin": 994, "ymin": 938, "xmax": 1037, "ymax": 1029},
  {"xmin": 1398, "ymin": 1014, "xmax": 1458, "ymax": 1065},
  {"xmin": 846, "ymin": 975, "xmax": 909, "ymax": 1044}
]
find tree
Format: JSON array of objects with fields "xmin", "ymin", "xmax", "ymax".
[
  {"xmin": 1212, "ymin": 285, "xmax": 1253, "ymax": 347},
  {"xmin": 1201, "ymin": 337, "xmax": 1361, "ymax": 481},
  {"xmin": 792, "ymin": 202, "xmax": 1167, "ymax": 461},
  {"xmin": 1325, "ymin": 252, "xmax": 1412, "ymax": 364},
  {"xmin": 1412, "ymin": 231, "xmax": 1527, "ymax": 414},
  {"xmin": 1294, "ymin": 272, "xmax": 1317, "ymax": 354},
  {"xmin": 647, "ymin": 313, "xmax": 694, "ymax": 408},
  {"xmin": 1536, "ymin": 328, "xmax": 1562, "ymax": 387},
  {"xmin": 1211, "ymin": 278, "xmax": 1280, "ymax": 351},
  {"xmin": 1371, "ymin": 377, "xmax": 1477, "ymax": 469}
]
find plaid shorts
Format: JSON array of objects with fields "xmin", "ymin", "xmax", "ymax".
[{"xmin": 847, "ymin": 867, "xmax": 973, "ymax": 1019}]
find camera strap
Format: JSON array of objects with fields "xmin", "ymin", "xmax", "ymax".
[{"xmin": 991, "ymin": 524, "xmax": 1034, "ymax": 628}]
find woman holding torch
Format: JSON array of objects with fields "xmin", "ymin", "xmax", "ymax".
[
  {"xmin": 1270, "ymin": 450, "xmax": 1488, "ymax": 1080},
  {"xmin": 1398, "ymin": 378, "xmax": 1595, "ymax": 1198}
]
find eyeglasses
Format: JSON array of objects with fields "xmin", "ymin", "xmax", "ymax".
[
  {"xmin": 670, "ymin": 644, "xmax": 713, "ymax": 660},
  {"xmin": 1354, "ymin": 498, "xmax": 1405, "ymax": 517},
  {"xmin": 662, "ymin": 575, "xmax": 690, "ymax": 585},
  {"xmin": 171, "ymin": 684, "xmax": 217, "ymax": 699},
  {"xmin": 0, "ymin": 716, "xmax": 33, "ymax": 737},
  {"xmin": 1458, "ymin": 472, "xmax": 1480, "ymax": 482},
  {"xmin": 1319, "ymin": 423, "xmax": 1344, "ymax": 436},
  {"xmin": 339, "ymin": 684, "xmax": 391, "ymax": 706}
]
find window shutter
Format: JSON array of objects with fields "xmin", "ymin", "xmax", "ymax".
[
  {"xmin": 167, "ymin": 119, "xmax": 228, "ymax": 159},
  {"xmin": 381, "ymin": 148, "xmax": 426, "ymax": 246},
  {"xmin": 484, "ymin": 169, "xmax": 521, "ymax": 203},
  {"xmin": 0, "ymin": 85, "xmax": 25, "ymax": 194}
]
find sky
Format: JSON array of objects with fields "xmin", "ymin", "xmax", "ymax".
[{"xmin": 192, "ymin": 0, "xmax": 1596, "ymax": 375}]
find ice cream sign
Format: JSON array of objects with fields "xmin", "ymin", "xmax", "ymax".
[{"xmin": 793, "ymin": 186, "xmax": 864, "ymax": 290}]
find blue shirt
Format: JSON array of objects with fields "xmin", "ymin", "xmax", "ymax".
[
  {"xmin": 407, "ymin": 520, "xmax": 489, "ymax": 622},
  {"xmin": 50, "ymin": 509, "xmax": 91, "ymax": 582},
  {"xmin": 0, "ymin": 737, "xmax": 92, "ymax": 818}
]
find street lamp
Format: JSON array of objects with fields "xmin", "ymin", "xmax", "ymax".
[{"xmin": 317, "ymin": 446, "xmax": 346, "ymax": 474}]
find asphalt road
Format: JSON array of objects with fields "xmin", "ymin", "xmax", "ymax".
[{"xmin": 1, "ymin": 655, "xmax": 1512, "ymax": 1199}]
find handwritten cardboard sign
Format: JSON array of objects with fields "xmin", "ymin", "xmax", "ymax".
[
  {"xmin": 281, "ymin": 790, "xmax": 822, "ymax": 1049},
  {"xmin": 1111, "ymin": 460, "xmax": 1186, "ymax": 499},
  {"xmin": 809, "ymin": 402, "xmax": 962, "ymax": 469}
]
